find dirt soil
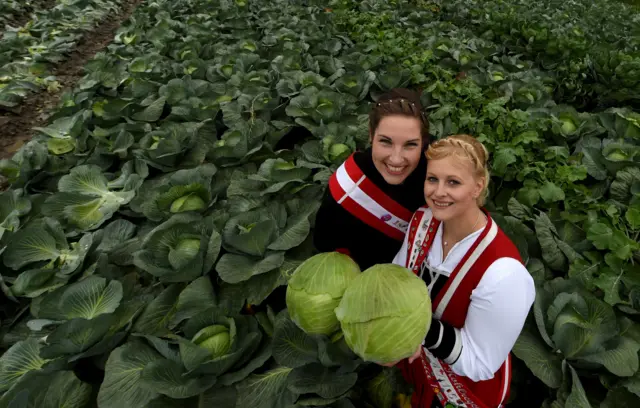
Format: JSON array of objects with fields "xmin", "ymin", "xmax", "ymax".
[{"xmin": 0, "ymin": 0, "xmax": 143, "ymax": 161}]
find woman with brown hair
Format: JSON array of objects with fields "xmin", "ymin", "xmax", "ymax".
[
  {"xmin": 391, "ymin": 134, "xmax": 535, "ymax": 408},
  {"xmin": 313, "ymin": 88, "xmax": 431, "ymax": 270}
]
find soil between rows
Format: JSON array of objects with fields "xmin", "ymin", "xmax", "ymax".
[{"xmin": 0, "ymin": 0, "xmax": 144, "ymax": 162}]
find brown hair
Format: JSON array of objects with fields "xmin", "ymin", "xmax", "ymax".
[
  {"xmin": 426, "ymin": 134, "xmax": 490, "ymax": 206},
  {"xmin": 369, "ymin": 88, "xmax": 430, "ymax": 149}
]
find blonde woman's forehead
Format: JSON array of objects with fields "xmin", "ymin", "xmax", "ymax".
[{"xmin": 426, "ymin": 156, "xmax": 477, "ymax": 178}]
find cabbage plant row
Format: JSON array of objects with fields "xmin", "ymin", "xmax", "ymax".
[
  {"xmin": 0, "ymin": 0, "xmax": 638, "ymax": 407},
  {"xmin": 434, "ymin": 0, "xmax": 640, "ymax": 110},
  {"xmin": 0, "ymin": 0, "xmax": 126, "ymax": 110},
  {"xmin": 0, "ymin": 0, "xmax": 37, "ymax": 28}
]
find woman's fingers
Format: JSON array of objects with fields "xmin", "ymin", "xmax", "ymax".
[
  {"xmin": 407, "ymin": 345, "xmax": 422, "ymax": 364},
  {"xmin": 381, "ymin": 345, "xmax": 422, "ymax": 367}
]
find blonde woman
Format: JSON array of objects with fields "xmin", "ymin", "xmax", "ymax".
[{"xmin": 391, "ymin": 135, "xmax": 535, "ymax": 408}]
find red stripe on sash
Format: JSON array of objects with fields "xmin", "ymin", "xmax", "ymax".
[
  {"xmin": 343, "ymin": 155, "xmax": 412, "ymax": 222},
  {"xmin": 329, "ymin": 173, "xmax": 405, "ymax": 241},
  {"xmin": 406, "ymin": 210, "xmax": 423, "ymax": 269}
]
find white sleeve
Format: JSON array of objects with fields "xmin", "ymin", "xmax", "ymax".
[
  {"xmin": 392, "ymin": 225, "xmax": 410, "ymax": 267},
  {"xmin": 449, "ymin": 257, "xmax": 535, "ymax": 382}
]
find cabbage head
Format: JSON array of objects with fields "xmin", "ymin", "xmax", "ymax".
[
  {"xmin": 192, "ymin": 324, "xmax": 232, "ymax": 358},
  {"xmin": 561, "ymin": 117, "xmax": 577, "ymax": 134},
  {"xmin": 286, "ymin": 252, "xmax": 360, "ymax": 335},
  {"xmin": 335, "ymin": 264, "xmax": 431, "ymax": 364},
  {"xmin": 133, "ymin": 213, "xmax": 221, "ymax": 283}
]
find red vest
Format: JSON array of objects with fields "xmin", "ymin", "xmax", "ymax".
[{"xmin": 398, "ymin": 207, "xmax": 522, "ymax": 408}]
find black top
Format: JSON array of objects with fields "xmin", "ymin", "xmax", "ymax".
[{"xmin": 313, "ymin": 148, "xmax": 427, "ymax": 271}]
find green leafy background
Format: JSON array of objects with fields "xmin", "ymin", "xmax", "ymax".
[{"xmin": 0, "ymin": 0, "xmax": 639, "ymax": 407}]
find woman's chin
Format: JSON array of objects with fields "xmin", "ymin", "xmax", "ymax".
[
  {"xmin": 381, "ymin": 172, "xmax": 409, "ymax": 185},
  {"xmin": 429, "ymin": 204, "xmax": 455, "ymax": 221}
]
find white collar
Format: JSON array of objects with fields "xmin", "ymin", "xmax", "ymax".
[{"xmin": 428, "ymin": 222, "xmax": 484, "ymax": 275}]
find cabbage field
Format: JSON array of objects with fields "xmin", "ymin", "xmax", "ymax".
[{"xmin": 0, "ymin": 0, "xmax": 639, "ymax": 406}]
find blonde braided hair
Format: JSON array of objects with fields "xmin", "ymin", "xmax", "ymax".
[{"xmin": 426, "ymin": 134, "xmax": 490, "ymax": 206}]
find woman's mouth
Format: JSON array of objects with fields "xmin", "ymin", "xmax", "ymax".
[
  {"xmin": 432, "ymin": 200, "xmax": 453, "ymax": 208},
  {"xmin": 385, "ymin": 164, "xmax": 406, "ymax": 175}
]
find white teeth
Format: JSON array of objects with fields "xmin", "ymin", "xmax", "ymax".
[
  {"xmin": 434, "ymin": 201, "xmax": 453, "ymax": 208},
  {"xmin": 387, "ymin": 165, "xmax": 404, "ymax": 173}
]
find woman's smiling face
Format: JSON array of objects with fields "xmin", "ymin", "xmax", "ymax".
[
  {"xmin": 423, "ymin": 155, "xmax": 485, "ymax": 221},
  {"xmin": 370, "ymin": 115, "xmax": 424, "ymax": 185}
]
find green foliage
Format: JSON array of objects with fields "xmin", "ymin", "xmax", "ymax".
[
  {"xmin": 434, "ymin": 0, "xmax": 640, "ymax": 110},
  {"xmin": 0, "ymin": 0, "xmax": 127, "ymax": 110},
  {"xmin": 0, "ymin": 0, "xmax": 639, "ymax": 407}
]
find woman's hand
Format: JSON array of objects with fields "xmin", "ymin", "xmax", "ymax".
[
  {"xmin": 380, "ymin": 345, "xmax": 423, "ymax": 367},
  {"xmin": 407, "ymin": 344, "xmax": 423, "ymax": 364}
]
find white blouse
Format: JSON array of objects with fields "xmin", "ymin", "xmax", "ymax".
[{"xmin": 393, "ymin": 220, "xmax": 536, "ymax": 382}]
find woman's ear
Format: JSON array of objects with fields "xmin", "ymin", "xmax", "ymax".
[{"xmin": 473, "ymin": 176, "xmax": 486, "ymax": 199}]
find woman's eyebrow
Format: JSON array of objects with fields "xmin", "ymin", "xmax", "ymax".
[
  {"xmin": 426, "ymin": 173, "xmax": 462, "ymax": 179},
  {"xmin": 377, "ymin": 134, "xmax": 420, "ymax": 143}
]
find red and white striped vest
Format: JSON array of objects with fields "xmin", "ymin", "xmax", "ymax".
[{"xmin": 398, "ymin": 207, "xmax": 522, "ymax": 408}]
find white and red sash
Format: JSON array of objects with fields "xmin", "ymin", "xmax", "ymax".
[
  {"xmin": 328, "ymin": 153, "xmax": 413, "ymax": 241},
  {"xmin": 399, "ymin": 207, "xmax": 517, "ymax": 408}
]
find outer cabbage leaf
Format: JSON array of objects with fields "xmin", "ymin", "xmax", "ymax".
[
  {"xmin": 0, "ymin": 339, "xmax": 49, "ymax": 393},
  {"xmin": 0, "ymin": 370, "xmax": 91, "ymax": 408},
  {"xmin": 0, "ymin": 188, "xmax": 31, "ymax": 241},
  {"xmin": 519, "ymin": 279, "xmax": 640, "ymax": 379},
  {"xmin": 222, "ymin": 210, "xmax": 278, "ymax": 257},
  {"xmin": 41, "ymin": 164, "xmax": 143, "ymax": 232},
  {"xmin": 2, "ymin": 217, "xmax": 92, "ymax": 274}
]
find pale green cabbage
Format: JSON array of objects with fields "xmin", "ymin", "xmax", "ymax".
[
  {"xmin": 170, "ymin": 194, "xmax": 207, "ymax": 213},
  {"xmin": 286, "ymin": 252, "xmax": 361, "ymax": 335},
  {"xmin": 335, "ymin": 264, "xmax": 432, "ymax": 364},
  {"xmin": 192, "ymin": 324, "xmax": 232, "ymax": 358}
]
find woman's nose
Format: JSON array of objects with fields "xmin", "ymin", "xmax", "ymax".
[
  {"xmin": 388, "ymin": 147, "xmax": 404, "ymax": 164},
  {"xmin": 434, "ymin": 183, "xmax": 447, "ymax": 196}
]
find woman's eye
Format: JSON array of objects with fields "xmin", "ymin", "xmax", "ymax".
[
  {"xmin": 379, "ymin": 139, "xmax": 391, "ymax": 145},
  {"xmin": 427, "ymin": 177, "xmax": 437, "ymax": 182},
  {"xmin": 448, "ymin": 180, "xmax": 460, "ymax": 185}
]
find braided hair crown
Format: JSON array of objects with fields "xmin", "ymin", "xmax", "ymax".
[
  {"xmin": 369, "ymin": 88, "xmax": 430, "ymax": 148},
  {"xmin": 426, "ymin": 134, "xmax": 491, "ymax": 206}
]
